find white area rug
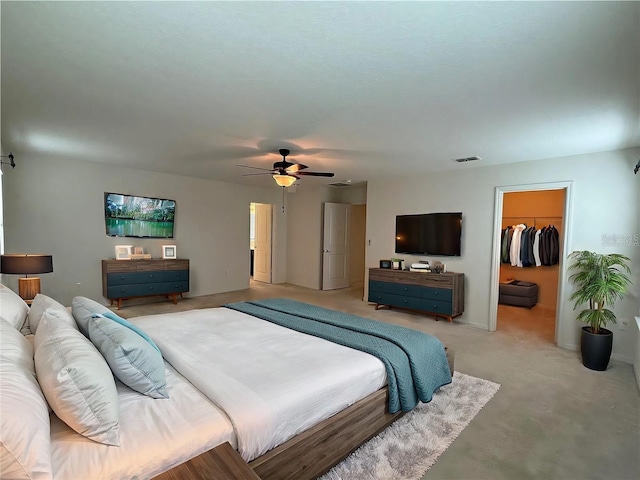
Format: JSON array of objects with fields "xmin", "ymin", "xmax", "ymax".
[{"xmin": 319, "ymin": 372, "xmax": 500, "ymax": 480}]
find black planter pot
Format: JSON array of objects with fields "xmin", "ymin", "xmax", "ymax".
[{"xmin": 580, "ymin": 326, "xmax": 613, "ymax": 371}]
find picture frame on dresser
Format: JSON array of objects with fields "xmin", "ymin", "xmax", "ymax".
[
  {"xmin": 162, "ymin": 245, "xmax": 177, "ymax": 259},
  {"xmin": 115, "ymin": 245, "xmax": 133, "ymax": 260}
]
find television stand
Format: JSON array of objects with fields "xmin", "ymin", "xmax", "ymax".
[
  {"xmin": 368, "ymin": 268, "xmax": 464, "ymax": 322},
  {"xmin": 102, "ymin": 259, "xmax": 189, "ymax": 309}
]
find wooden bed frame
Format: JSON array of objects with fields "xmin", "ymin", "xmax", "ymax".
[
  {"xmin": 249, "ymin": 387, "xmax": 402, "ymax": 480},
  {"xmin": 250, "ymin": 347, "xmax": 454, "ymax": 480}
]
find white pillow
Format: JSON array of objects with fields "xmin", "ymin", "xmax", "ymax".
[
  {"xmin": 0, "ymin": 283, "xmax": 29, "ymax": 330},
  {"xmin": 0, "ymin": 318, "xmax": 53, "ymax": 479},
  {"xmin": 28, "ymin": 293, "xmax": 76, "ymax": 334},
  {"xmin": 34, "ymin": 312, "xmax": 120, "ymax": 446}
]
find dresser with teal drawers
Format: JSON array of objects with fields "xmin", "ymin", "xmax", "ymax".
[
  {"xmin": 368, "ymin": 268, "xmax": 464, "ymax": 322},
  {"xmin": 102, "ymin": 259, "xmax": 189, "ymax": 309}
]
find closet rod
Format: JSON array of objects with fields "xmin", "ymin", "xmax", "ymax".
[{"xmin": 502, "ymin": 216, "xmax": 563, "ymax": 219}]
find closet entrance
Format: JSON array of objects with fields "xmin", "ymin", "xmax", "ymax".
[
  {"xmin": 489, "ymin": 182, "xmax": 573, "ymax": 348},
  {"xmin": 498, "ymin": 190, "xmax": 565, "ymax": 343}
]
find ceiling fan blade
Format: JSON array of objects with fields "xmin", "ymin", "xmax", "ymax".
[
  {"xmin": 236, "ymin": 164, "xmax": 274, "ymax": 172},
  {"xmin": 297, "ymin": 171, "xmax": 335, "ymax": 177},
  {"xmin": 285, "ymin": 163, "xmax": 308, "ymax": 173}
]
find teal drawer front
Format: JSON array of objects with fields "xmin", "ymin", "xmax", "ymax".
[
  {"xmin": 388, "ymin": 295, "xmax": 422, "ymax": 311},
  {"xmin": 418, "ymin": 299, "xmax": 453, "ymax": 315},
  {"xmin": 420, "ymin": 287, "xmax": 452, "ymax": 303},
  {"xmin": 107, "ymin": 281, "xmax": 188, "ymax": 299},
  {"xmin": 369, "ymin": 280, "xmax": 395, "ymax": 294},
  {"xmin": 394, "ymin": 283, "xmax": 423, "ymax": 298},
  {"xmin": 368, "ymin": 291, "xmax": 396, "ymax": 305},
  {"xmin": 163, "ymin": 269, "xmax": 189, "ymax": 282},
  {"xmin": 163, "ymin": 280, "xmax": 189, "ymax": 293},
  {"xmin": 107, "ymin": 271, "xmax": 163, "ymax": 286}
]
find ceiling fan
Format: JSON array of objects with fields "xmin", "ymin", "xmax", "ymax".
[{"xmin": 238, "ymin": 148, "xmax": 335, "ymax": 187}]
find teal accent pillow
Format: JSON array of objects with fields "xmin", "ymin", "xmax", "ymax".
[
  {"xmin": 98, "ymin": 311, "xmax": 161, "ymax": 354},
  {"xmin": 89, "ymin": 315, "xmax": 168, "ymax": 399}
]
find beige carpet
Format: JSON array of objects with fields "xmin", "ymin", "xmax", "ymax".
[{"xmin": 320, "ymin": 372, "xmax": 500, "ymax": 480}]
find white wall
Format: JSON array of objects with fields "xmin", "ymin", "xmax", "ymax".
[
  {"xmin": 1, "ymin": 154, "xmax": 285, "ymax": 305},
  {"xmin": 366, "ymin": 148, "xmax": 640, "ymax": 363},
  {"xmin": 285, "ymin": 185, "xmax": 335, "ymax": 289},
  {"xmin": 334, "ymin": 183, "xmax": 367, "ymax": 205},
  {"xmin": 285, "ymin": 183, "xmax": 368, "ymax": 290}
]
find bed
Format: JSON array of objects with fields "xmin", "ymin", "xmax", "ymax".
[{"xmin": 0, "ymin": 284, "xmax": 452, "ymax": 480}]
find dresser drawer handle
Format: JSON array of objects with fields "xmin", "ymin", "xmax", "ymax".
[
  {"xmin": 149, "ymin": 286, "xmax": 154, "ymax": 290},
  {"xmin": 432, "ymin": 305, "xmax": 438, "ymax": 309}
]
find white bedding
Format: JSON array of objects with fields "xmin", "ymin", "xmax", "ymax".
[
  {"xmin": 131, "ymin": 307, "xmax": 387, "ymax": 461},
  {"xmin": 50, "ymin": 363, "xmax": 235, "ymax": 480}
]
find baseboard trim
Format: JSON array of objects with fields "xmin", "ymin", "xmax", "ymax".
[{"xmin": 564, "ymin": 342, "xmax": 633, "ymax": 365}]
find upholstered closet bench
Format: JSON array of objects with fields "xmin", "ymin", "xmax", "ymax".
[{"xmin": 498, "ymin": 281, "xmax": 538, "ymax": 308}]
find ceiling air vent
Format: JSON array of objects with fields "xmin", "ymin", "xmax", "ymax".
[
  {"xmin": 454, "ymin": 156, "xmax": 482, "ymax": 163},
  {"xmin": 329, "ymin": 179, "xmax": 353, "ymax": 187}
]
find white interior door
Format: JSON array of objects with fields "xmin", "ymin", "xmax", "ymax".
[
  {"xmin": 322, "ymin": 202, "xmax": 351, "ymax": 290},
  {"xmin": 253, "ymin": 203, "xmax": 272, "ymax": 283}
]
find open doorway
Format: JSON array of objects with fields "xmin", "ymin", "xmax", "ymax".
[
  {"xmin": 497, "ymin": 190, "xmax": 565, "ymax": 343},
  {"xmin": 250, "ymin": 202, "xmax": 273, "ymax": 284},
  {"xmin": 489, "ymin": 182, "xmax": 573, "ymax": 348}
]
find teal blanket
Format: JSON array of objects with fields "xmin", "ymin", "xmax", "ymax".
[{"xmin": 225, "ymin": 298, "xmax": 452, "ymax": 413}]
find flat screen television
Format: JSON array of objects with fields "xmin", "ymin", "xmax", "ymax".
[
  {"xmin": 104, "ymin": 192, "xmax": 176, "ymax": 238},
  {"xmin": 395, "ymin": 212, "xmax": 462, "ymax": 256}
]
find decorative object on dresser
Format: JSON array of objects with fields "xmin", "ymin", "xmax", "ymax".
[
  {"xmin": 102, "ymin": 259, "xmax": 189, "ymax": 309},
  {"xmin": 368, "ymin": 268, "xmax": 464, "ymax": 322},
  {"xmin": 0, "ymin": 254, "xmax": 53, "ymax": 301},
  {"xmin": 379, "ymin": 260, "xmax": 392, "ymax": 269},
  {"xmin": 161, "ymin": 245, "xmax": 177, "ymax": 259},
  {"xmin": 130, "ymin": 247, "xmax": 152, "ymax": 260},
  {"xmin": 115, "ymin": 245, "xmax": 133, "ymax": 260},
  {"xmin": 130, "ymin": 253, "xmax": 152, "ymax": 260}
]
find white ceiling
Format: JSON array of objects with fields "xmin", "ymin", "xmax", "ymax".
[{"xmin": 2, "ymin": 1, "xmax": 639, "ymax": 188}]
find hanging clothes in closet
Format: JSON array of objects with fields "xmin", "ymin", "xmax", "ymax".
[
  {"xmin": 501, "ymin": 226, "xmax": 513, "ymax": 263},
  {"xmin": 509, "ymin": 224, "xmax": 527, "ymax": 267},
  {"xmin": 539, "ymin": 225, "xmax": 560, "ymax": 266},
  {"xmin": 501, "ymin": 223, "xmax": 560, "ymax": 267}
]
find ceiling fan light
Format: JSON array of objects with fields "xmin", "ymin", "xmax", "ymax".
[{"xmin": 273, "ymin": 174, "xmax": 296, "ymax": 187}]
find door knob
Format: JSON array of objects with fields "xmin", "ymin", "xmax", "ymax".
[{"xmin": 323, "ymin": 249, "xmax": 330, "ymax": 253}]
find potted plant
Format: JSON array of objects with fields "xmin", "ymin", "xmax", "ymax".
[{"xmin": 568, "ymin": 250, "xmax": 632, "ymax": 371}]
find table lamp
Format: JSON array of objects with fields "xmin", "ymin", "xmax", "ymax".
[{"xmin": 0, "ymin": 254, "xmax": 53, "ymax": 301}]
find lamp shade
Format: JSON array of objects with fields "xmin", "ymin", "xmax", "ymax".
[
  {"xmin": 273, "ymin": 174, "xmax": 296, "ymax": 187},
  {"xmin": 0, "ymin": 254, "xmax": 53, "ymax": 275}
]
